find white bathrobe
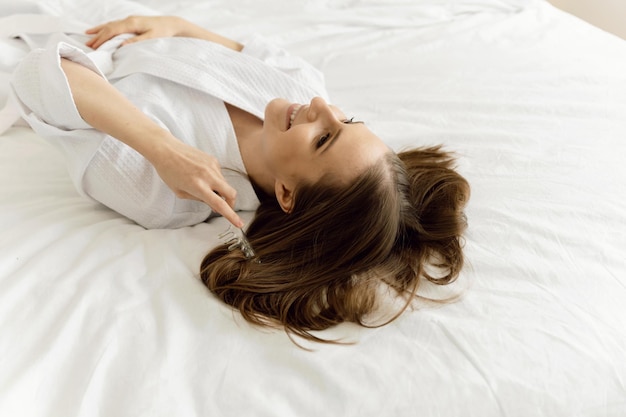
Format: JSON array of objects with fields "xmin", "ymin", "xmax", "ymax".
[{"xmin": 10, "ymin": 28, "xmax": 329, "ymax": 228}]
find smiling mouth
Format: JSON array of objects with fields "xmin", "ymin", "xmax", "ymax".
[{"xmin": 288, "ymin": 104, "xmax": 302, "ymax": 129}]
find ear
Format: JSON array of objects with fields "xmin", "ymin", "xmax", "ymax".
[{"xmin": 274, "ymin": 180, "xmax": 295, "ymax": 213}]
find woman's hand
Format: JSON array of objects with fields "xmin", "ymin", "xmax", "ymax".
[
  {"xmin": 85, "ymin": 16, "xmax": 186, "ymax": 49},
  {"xmin": 149, "ymin": 136, "xmax": 244, "ymax": 228},
  {"xmin": 85, "ymin": 15, "xmax": 243, "ymax": 51}
]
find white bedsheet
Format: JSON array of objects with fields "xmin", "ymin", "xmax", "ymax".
[{"xmin": 1, "ymin": 1, "xmax": 625, "ymax": 416}]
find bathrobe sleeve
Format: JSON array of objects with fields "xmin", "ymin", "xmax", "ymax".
[{"xmin": 10, "ymin": 40, "xmax": 115, "ymax": 195}]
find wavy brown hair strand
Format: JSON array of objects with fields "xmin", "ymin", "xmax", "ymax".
[{"xmin": 200, "ymin": 147, "xmax": 470, "ymax": 343}]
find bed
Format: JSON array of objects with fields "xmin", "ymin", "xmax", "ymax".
[{"xmin": 1, "ymin": 0, "xmax": 625, "ymax": 416}]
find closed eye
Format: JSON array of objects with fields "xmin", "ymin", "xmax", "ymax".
[
  {"xmin": 342, "ymin": 117, "xmax": 363, "ymax": 125},
  {"xmin": 316, "ymin": 133, "xmax": 331, "ymax": 148},
  {"xmin": 316, "ymin": 117, "xmax": 363, "ymax": 151}
]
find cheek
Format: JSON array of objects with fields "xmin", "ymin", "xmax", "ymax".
[
  {"xmin": 279, "ymin": 147, "xmax": 318, "ymax": 184},
  {"xmin": 260, "ymin": 132, "xmax": 297, "ymax": 176},
  {"xmin": 276, "ymin": 141, "xmax": 304, "ymax": 172},
  {"xmin": 261, "ymin": 125, "xmax": 322, "ymax": 181},
  {"xmin": 269, "ymin": 129, "xmax": 300, "ymax": 159}
]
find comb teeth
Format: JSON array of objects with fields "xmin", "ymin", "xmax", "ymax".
[{"xmin": 219, "ymin": 226, "xmax": 257, "ymax": 260}]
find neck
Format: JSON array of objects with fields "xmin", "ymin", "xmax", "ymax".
[{"xmin": 225, "ymin": 104, "xmax": 275, "ymax": 197}]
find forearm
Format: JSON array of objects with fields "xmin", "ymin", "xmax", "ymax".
[
  {"xmin": 60, "ymin": 58, "xmax": 173, "ymax": 162},
  {"xmin": 86, "ymin": 16, "xmax": 243, "ymax": 52},
  {"xmin": 174, "ymin": 18, "xmax": 243, "ymax": 52}
]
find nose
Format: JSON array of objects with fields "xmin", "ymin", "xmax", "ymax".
[{"xmin": 307, "ymin": 97, "xmax": 335, "ymax": 122}]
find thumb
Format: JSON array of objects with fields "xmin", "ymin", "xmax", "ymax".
[{"xmin": 121, "ymin": 33, "xmax": 152, "ymax": 46}]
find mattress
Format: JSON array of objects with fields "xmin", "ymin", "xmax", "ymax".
[{"xmin": 1, "ymin": 0, "xmax": 625, "ymax": 416}]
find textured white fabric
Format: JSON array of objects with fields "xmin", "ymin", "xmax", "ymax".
[{"xmin": 10, "ymin": 29, "xmax": 328, "ymax": 228}]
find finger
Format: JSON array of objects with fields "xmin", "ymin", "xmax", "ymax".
[
  {"xmin": 121, "ymin": 33, "xmax": 151, "ymax": 46},
  {"xmin": 86, "ymin": 30, "xmax": 114, "ymax": 49},
  {"xmin": 86, "ymin": 21, "xmax": 138, "ymax": 48},
  {"xmin": 85, "ymin": 34, "xmax": 102, "ymax": 48},
  {"xmin": 85, "ymin": 35, "xmax": 100, "ymax": 49},
  {"xmin": 175, "ymin": 187, "xmax": 242, "ymax": 227},
  {"xmin": 213, "ymin": 182, "xmax": 238, "ymax": 210},
  {"xmin": 87, "ymin": 35, "xmax": 109, "ymax": 49},
  {"xmin": 181, "ymin": 177, "xmax": 242, "ymax": 227},
  {"xmin": 206, "ymin": 193, "xmax": 244, "ymax": 228},
  {"xmin": 195, "ymin": 162, "xmax": 237, "ymax": 208},
  {"xmin": 85, "ymin": 24, "xmax": 105, "ymax": 34}
]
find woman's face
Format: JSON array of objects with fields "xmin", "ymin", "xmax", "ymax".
[{"xmin": 261, "ymin": 97, "xmax": 389, "ymax": 195}]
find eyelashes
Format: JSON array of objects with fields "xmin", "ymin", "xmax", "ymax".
[
  {"xmin": 315, "ymin": 117, "xmax": 360, "ymax": 149},
  {"xmin": 316, "ymin": 133, "xmax": 331, "ymax": 148}
]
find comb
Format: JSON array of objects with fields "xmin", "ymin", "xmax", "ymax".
[{"xmin": 219, "ymin": 225, "xmax": 257, "ymax": 260}]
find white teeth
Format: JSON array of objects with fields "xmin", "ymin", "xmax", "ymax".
[{"xmin": 289, "ymin": 105, "xmax": 300, "ymax": 128}]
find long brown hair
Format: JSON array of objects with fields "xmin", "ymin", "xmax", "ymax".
[{"xmin": 200, "ymin": 146, "xmax": 470, "ymax": 342}]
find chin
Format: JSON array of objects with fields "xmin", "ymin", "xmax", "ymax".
[{"xmin": 265, "ymin": 98, "xmax": 289, "ymax": 130}]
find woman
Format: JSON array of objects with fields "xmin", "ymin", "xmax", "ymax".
[{"xmin": 11, "ymin": 16, "xmax": 470, "ymax": 342}]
